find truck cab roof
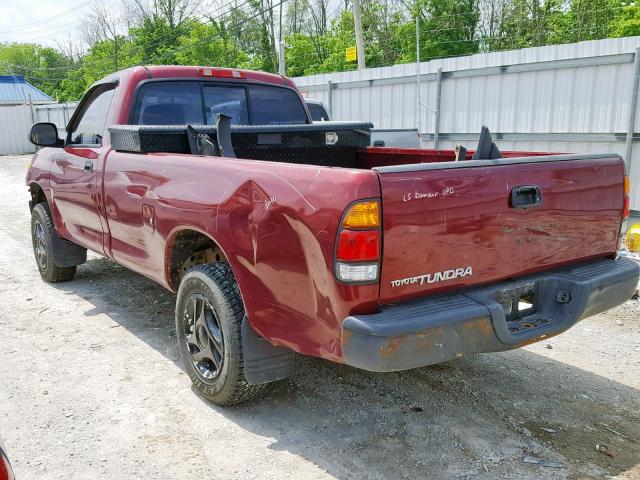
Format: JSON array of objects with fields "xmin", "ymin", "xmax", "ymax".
[{"xmin": 93, "ymin": 65, "xmax": 294, "ymax": 89}]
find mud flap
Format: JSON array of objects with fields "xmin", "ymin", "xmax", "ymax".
[
  {"xmin": 241, "ymin": 316, "xmax": 294, "ymax": 385},
  {"xmin": 50, "ymin": 229, "xmax": 87, "ymax": 267}
]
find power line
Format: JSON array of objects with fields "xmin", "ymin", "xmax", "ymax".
[
  {"xmin": 0, "ymin": 0, "xmax": 129, "ymax": 44},
  {"xmin": 2, "ymin": 19, "xmax": 91, "ymax": 43},
  {"xmin": 9, "ymin": 0, "xmax": 289, "ymax": 80},
  {"xmin": 8, "ymin": 0, "xmax": 263, "ymax": 70},
  {"xmin": 0, "ymin": 0, "xmax": 93, "ymax": 33}
]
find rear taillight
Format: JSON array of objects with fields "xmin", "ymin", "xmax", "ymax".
[
  {"xmin": 336, "ymin": 230, "xmax": 379, "ymax": 261},
  {"xmin": 342, "ymin": 201, "xmax": 380, "ymax": 228},
  {"xmin": 335, "ymin": 200, "xmax": 381, "ymax": 283},
  {"xmin": 623, "ymin": 175, "xmax": 631, "ymax": 219}
]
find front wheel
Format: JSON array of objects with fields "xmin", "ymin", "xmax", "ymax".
[
  {"xmin": 175, "ymin": 263, "xmax": 267, "ymax": 405},
  {"xmin": 31, "ymin": 203, "xmax": 76, "ymax": 282}
]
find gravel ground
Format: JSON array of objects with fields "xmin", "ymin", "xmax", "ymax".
[{"xmin": 0, "ymin": 154, "xmax": 639, "ymax": 480}]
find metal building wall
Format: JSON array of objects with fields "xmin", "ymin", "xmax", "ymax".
[
  {"xmin": 35, "ymin": 102, "xmax": 78, "ymax": 135},
  {"xmin": 293, "ymin": 36, "xmax": 640, "ymax": 210},
  {"xmin": 0, "ymin": 105, "xmax": 35, "ymax": 155}
]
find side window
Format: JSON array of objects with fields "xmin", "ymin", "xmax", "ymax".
[
  {"xmin": 69, "ymin": 87, "xmax": 115, "ymax": 145},
  {"xmin": 202, "ymin": 85, "xmax": 248, "ymax": 125},
  {"xmin": 133, "ymin": 82, "xmax": 204, "ymax": 125}
]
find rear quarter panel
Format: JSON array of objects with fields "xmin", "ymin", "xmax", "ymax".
[{"xmin": 103, "ymin": 152, "xmax": 381, "ymax": 362}]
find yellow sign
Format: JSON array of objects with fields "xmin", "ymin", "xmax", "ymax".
[
  {"xmin": 627, "ymin": 224, "xmax": 640, "ymax": 252},
  {"xmin": 345, "ymin": 46, "xmax": 357, "ymax": 62}
]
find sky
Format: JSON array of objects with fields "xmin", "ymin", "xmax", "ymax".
[
  {"xmin": 0, "ymin": 0, "xmax": 113, "ymax": 48},
  {"xmin": 0, "ymin": 0, "xmax": 229, "ymax": 50}
]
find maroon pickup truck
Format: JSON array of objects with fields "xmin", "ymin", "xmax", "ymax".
[{"xmin": 26, "ymin": 66, "xmax": 639, "ymax": 405}]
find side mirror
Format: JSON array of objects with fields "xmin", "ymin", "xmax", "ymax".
[{"xmin": 29, "ymin": 122, "xmax": 63, "ymax": 147}]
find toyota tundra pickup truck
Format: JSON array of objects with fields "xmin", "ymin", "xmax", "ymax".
[{"xmin": 26, "ymin": 65, "xmax": 639, "ymax": 405}]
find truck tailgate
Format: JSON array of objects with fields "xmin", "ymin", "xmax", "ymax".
[{"xmin": 376, "ymin": 154, "xmax": 625, "ymax": 303}]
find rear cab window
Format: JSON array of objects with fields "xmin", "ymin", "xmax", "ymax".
[
  {"xmin": 131, "ymin": 82, "xmax": 204, "ymax": 125},
  {"xmin": 248, "ymin": 85, "xmax": 307, "ymax": 125},
  {"xmin": 132, "ymin": 81, "xmax": 308, "ymax": 126}
]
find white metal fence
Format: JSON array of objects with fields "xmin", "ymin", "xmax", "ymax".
[
  {"xmin": 0, "ymin": 102, "xmax": 78, "ymax": 156},
  {"xmin": 294, "ymin": 36, "xmax": 640, "ymax": 210},
  {"xmin": 0, "ymin": 105, "xmax": 36, "ymax": 155},
  {"xmin": 35, "ymin": 102, "xmax": 78, "ymax": 133}
]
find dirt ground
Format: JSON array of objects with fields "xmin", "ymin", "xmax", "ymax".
[{"xmin": 0, "ymin": 154, "xmax": 639, "ymax": 480}]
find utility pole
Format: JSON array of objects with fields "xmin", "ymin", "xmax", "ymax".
[
  {"xmin": 114, "ymin": 35, "xmax": 119, "ymax": 71},
  {"xmin": 352, "ymin": 0, "xmax": 366, "ymax": 70},
  {"xmin": 625, "ymin": 46, "xmax": 640, "ymax": 177},
  {"xmin": 279, "ymin": 41, "xmax": 286, "ymax": 76},
  {"xmin": 416, "ymin": 14, "xmax": 421, "ymax": 137},
  {"xmin": 278, "ymin": 0, "xmax": 286, "ymax": 76}
]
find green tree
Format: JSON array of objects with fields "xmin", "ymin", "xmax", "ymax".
[
  {"xmin": 610, "ymin": 0, "xmax": 640, "ymax": 37},
  {"xmin": 395, "ymin": 0, "xmax": 480, "ymax": 62},
  {"xmin": 130, "ymin": 17, "xmax": 196, "ymax": 64},
  {"xmin": 55, "ymin": 38, "xmax": 139, "ymax": 101},
  {"xmin": 284, "ymin": 33, "xmax": 327, "ymax": 76},
  {"xmin": 0, "ymin": 43, "xmax": 73, "ymax": 100},
  {"xmin": 175, "ymin": 21, "xmax": 249, "ymax": 66},
  {"xmin": 285, "ymin": 1, "xmax": 405, "ymax": 75}
]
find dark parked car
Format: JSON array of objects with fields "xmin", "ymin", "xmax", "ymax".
[{"xmin": 305, "ymin": 98, "xmax": 330, "ymax": 121}]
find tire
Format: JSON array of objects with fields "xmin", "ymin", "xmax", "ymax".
[
  {"xmin": 175, "ymin": 263, "xmax": 267, "ymax": 405},
  {"xmin": 31, "ymin": 203, "xmax": 77, "ymax": 283}
]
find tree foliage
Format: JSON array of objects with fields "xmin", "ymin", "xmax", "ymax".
[
  {"xmin": 2, "ymin": 0, "xmax": 639, "ymax": 101},
  {"xmin": 0, "ymin": 43, "xmax": 73, "ymax": 100}
]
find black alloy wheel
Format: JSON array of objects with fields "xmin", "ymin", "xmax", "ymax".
[{"xmin": 184, "ymin": 294, "xmax": 225, "ymax": 382}]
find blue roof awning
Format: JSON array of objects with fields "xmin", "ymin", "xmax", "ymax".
[{"xmin": 0, "ymin": 75, "xmax": 53, "ymax": 103}]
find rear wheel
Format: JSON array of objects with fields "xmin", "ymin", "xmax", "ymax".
[
  {"xmin": 175, "ymin": 263, "xmax": 267, "ymax": 405},
  {"xmin": 31, "ymin": 203, "xmax": 76, "ymax": 282}
]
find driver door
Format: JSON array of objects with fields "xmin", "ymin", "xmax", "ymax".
[{"xmin": 50, "ymin": 84, "xmax": 115, "ymax": 255}]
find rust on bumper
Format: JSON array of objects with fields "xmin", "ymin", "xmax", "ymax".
[{"xmin": 341, "ymin": 258, "xmax": 639, "ymax": 372}]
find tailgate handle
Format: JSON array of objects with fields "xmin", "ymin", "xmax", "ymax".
[{"xmin": 510, "ymin": 185, "xmax": 542, "ymax": 209}]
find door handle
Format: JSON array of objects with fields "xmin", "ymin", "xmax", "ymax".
[
  {"xmin": 510, "ymin": 185, "xmax": 542, "ymax": 209},
  {"xmin": 84, "ymin": 160, "xmax": 94, "ymax": 172}
]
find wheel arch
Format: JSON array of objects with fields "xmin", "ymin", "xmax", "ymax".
[
  {"xmin": 28, "ymin": 181, "xmax": 48, "ymax": 211},
  {"xmin": 164, "ymin": 226, "xmax": 234, "ymax": 292}
]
